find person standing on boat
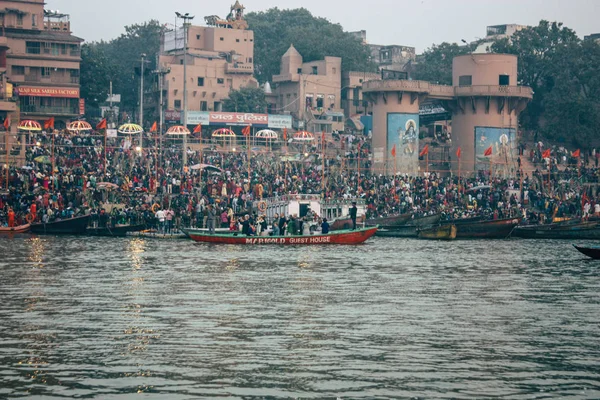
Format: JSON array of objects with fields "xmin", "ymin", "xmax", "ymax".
[
  {"xmin": 302, "ymin": 217, "xmax": 311, "ymax": 235},
  {"xmin": 272, "ymin": 213, "xmax": 280, "ymax": 236},
  {"xmin": 321, "ymin": 218, "xmax": 330, "ymax": 234},
  {"xmin": 350, "ymin": 202, "xmax": 358, "ymax": 230},
  {"xmin": 207, "ymin": 205, "xmax": 216, "ymax": 234},
  {"xmin": 7, "ymin": 208, "xmax": 15, "ymax": 228},
  {"xmin": 240, "ymin": 214, "xmax": 251, "ymax": 236}
]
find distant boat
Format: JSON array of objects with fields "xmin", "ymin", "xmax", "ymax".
[
  {"xmin": 512, "ymin": 221, "xmax": 600, "ymax": 239},
  {"xmin": 183, "ymin": 226, "xmax": 378, "ymax": 245},
  {"xmin": 31, "ymin": 215, "xmax": 91, "ymax": 235},
  {"xmin": 128, "ymin": 230, "xmax": 189, "ymax": 239},
  {"xmin": 375, "ymin": 225, "xmax": 418, "ymax": 238},
  {"xmin": 418, "ymin": 224, "xmax": 457, "ymax": 240},
  {"xmin": 366, "ymin": 213, "xmax": 412, "ymax": 228},
  {"xmin": 406, "ymin": 213, "xmax": 442, "ymax": 228},
  {"xmin": 0, "ymin": 223, "xmax": 30, "ymax": 234},
  {"xmin": 86, "ymin": 223, "xmax": 147, "ymax": 237},
  {"xmin": 455, "ymin": 218, "xmax": 520, "ymax": 239},
  {"xmin": 573, "ymin": 244, "xmax": 600, "ymax": 259}
]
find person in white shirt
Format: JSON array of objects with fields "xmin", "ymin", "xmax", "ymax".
[{"xmin": 156, "ymin": 209, "xmax": 166, "ymax": 233}]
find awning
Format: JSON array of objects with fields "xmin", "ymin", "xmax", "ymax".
[{"xmin": 348, "ymin": 115, "xmax": 364, "ymax": 131}]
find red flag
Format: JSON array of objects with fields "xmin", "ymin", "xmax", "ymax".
[
  {"xmin": 572, "ymin": 149, "xmax": 580, "ymax": 158},
  {"xmin": 542, "ymin": 149, "xmax": 551, "ymax": 159},
  {"xmin": 96, "ymin": 118, "xmax": 107, "ymax": 130},
  {"xmin": 456, "ymin": 147, "xmax": 462, "ymax": 159},
  {"xmin": 242, "ymin": 125, "xmax": 251, "ymax": 137},
  {"xmin": 283, "ymin": 128, "xmax": 287, "ymax": 141},
  {"xmin": 391, "ymin": 144, "xmax": 397, "ymax": 157},
  {"xmin": 3, "ymin": 116, "xmax": 10, "ymax": 130},
  {"xmin": 149, "ymin": 121, "xmax": 157, "ymax": 133},
  {"xmin": 43, "ymin": 117, "xmax": 54, "ymax": 130},
  {"xmin": 193, "ymin": 124, "xmax": 202, "ymax": 134},
  {"xmin": 484, "ymin": 146, "xmax": 492, "ymax": 157},
  {"xmin": 321, "ymin": 131, "xmax": 325, "ymax": 143},
  {"xmin": 419, "ymin": 144, "xmax": 429, "ymax": 157}
]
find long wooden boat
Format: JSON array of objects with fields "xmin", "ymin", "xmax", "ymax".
[
  {"xmin": 406, "ymin": 213, "xmax": 442, "ymax": 228},
  {"xmin": 0, "ymin": 223, "xmax": 31, "ymax": 234},
  {"xmin": 418, "ymin": 224, "xmax": 457, "ymax": 240},
  {"xmin": 183, "ymin": 226, "xmax": 378, "ymax": 245},
  {"xmin": 512, "ymin": 223, "xmax": 600, "ymax": 240},
  {"xmin": 375, "ymin": 225, "xmax": 418, "ymax": 238},
  {"xmin": 30, "ymin": 214, "xmax": 91, "ymax": 235},
  {"xmin": 366, "ymin": 213, "xmax": 412, "ymax": 227},
  {"xmin": 86, "ymin": 223, "xmax": 147, "ymax": 237},
  {"xmin": 455, "ymin": 217, "xmax": 520, "ymax": 239},
  {"xmin": 128, "ymin": 230, "xmax": 189, "ymax": 239},
  {"xmin": 330, "ymin": 215, "xmax": 366, "ymax": 231},
  {"xmin": 441, "ymin": 216, "xmax": 484, "ymax": 226},
  {"xmin": 573, "ymin": 244, "xmax": 600, "ymax": 259}
]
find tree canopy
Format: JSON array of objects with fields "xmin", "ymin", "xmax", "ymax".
[
  {"xmin": 223, "ymin": 87, "xmax": 267, "ymax": 113},
  {"xmin": 245, "ymin": 8, "xmax": 376, "ymax": 83},
  {"xmin": 412, "ymin": 42, "xmax": 473, "ymax": 85}
]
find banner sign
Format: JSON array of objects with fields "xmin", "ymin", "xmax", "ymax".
[
  {"xmin": 165, "ymin": 109, "xmax": 181, "ymax": 122},
  {"xmin": 79, "ymin": 99, "xmax": 85, "ymax": 115},
  {"xmin": 268, "ymin": 114, "xmax": 292, "ymax": 129},
  {"xmin": 186, "ymin": 111, "xmax": 210, "ymax": 126},
  {"xmin": 209, "ymin": 112, "xmax": 268, "ymax": 126},
  {"xmin": 186, "ymin": 111, "xmax": 286, "ymax": 127},
  {"xmin": 18, "ymin": 86, "xmax": 80, "ymax": 98}
]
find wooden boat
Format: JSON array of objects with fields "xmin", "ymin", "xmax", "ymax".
[
  {"xmin": 573, "ymin": 244, "xmax": 600, "ymax": 259},
  {"xmin": 418, "ymin": 224, "xmax": 457, "ymax": 240},
  {"xmin": 86, "ymin": 223, "xmax": 146, "ymax": 237},
  {"xmin": 366, "ymin": 213, "xmax": 412, "ymax": 227},
  {"xmin": 0, "ymin": 223, "xmax": 31, "ymax": 234},
  {"xmin": 330, "ymin": 215, "xmax": 366, "ymax": 231},
  {"xmin": 183, "ymin": 226, "xmax": 378, "ymax": 245},
  {"xmin": 441, "ymin": 216, "xmax": 484, "ymax": 226},
  {"xmin": 512, "ymin": 222, "xmax": 600, "ymax": 240},
  {"xmin": 30, "ymin": 214, "xmax": 91, "ymax": 235},
  {"xmin": 128, "ymin": 230, "xmax": 189, "ymax": 239},
  {"xmin": 455, "ymin": 217, "xmax": 520, "ymax": 239},
  {"xmin": 375, "ymin": 225, "xmax": 418, "ymax": 238},
  {"xmin": 406, "ymin": 213, "xmax": 442, "ymax": 228}
]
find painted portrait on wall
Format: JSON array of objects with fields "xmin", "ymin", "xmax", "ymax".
[
  {"xmin": 387, "ymin": 113, "xmax": 419, "ymax": 175},
  {"xmin": 474, "ymin": 126, "xmax": 517, "ymax": 172}
]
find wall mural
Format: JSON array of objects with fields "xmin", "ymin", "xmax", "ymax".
[
  {"xmin": 387, "ymin": 113, "xmax": 419, "ymax": 175},
  {"xmin": 474, "ymin": 126, "xmax": 517, "ymax": 172}
]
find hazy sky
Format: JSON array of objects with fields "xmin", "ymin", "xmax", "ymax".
[{"xmin": 47, "ymin": 0, "xmax": 598, "ymax": 52}]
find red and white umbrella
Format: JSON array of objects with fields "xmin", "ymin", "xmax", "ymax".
[
  {"xmin": 166, "ymin": 125, "xmax": 190, "ymax": 135},
  {"xmin": 67, "ymin": 120, "xmax": 93, "ymax": 133},
  {"xmin": 18, "ymin": 120, "xmax": 42, "ymax": 132},
  {"xmin": 212, "ymin": 128, "xmax": 236, "ymax": 137},
  {"xmin": 292, "ymin": 131, "xmax": 315, "ymax": 141}
]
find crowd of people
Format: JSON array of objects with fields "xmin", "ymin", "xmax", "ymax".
[{"xmin": 1, "ymin": 127, "xmax": 599, "ymax": 232}]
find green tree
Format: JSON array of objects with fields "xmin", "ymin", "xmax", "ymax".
[
  {"xmin": 413, "ymin": 42, "xmax": 472, "ymax": 85},
  {"xmin": 223, "ymin": 86, "xmax": 267, "ymax": 113},
  {"xmin": 245, "ymin": 8, "xmax": 376, "ymax": 83},
  {"xmin": 491, "ymin": 20, "xmax": 580, "ymax": 131},
  {"xmin": 80, "ymin": 42, "xmax": 115, "ymax": 110}
]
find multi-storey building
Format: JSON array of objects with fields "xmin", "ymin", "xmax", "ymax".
[
  {"xmin": 1, "ymin": 0, "xmax": 82, "ymax": 128},
  {"xmin": 272, "ymin": 45, "xmax": 344, "ymax": 133},
  {"xmin": 158, "ymin": 2, "xmax": 258, "ymax": 124}
]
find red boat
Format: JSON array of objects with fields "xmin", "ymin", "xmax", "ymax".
[
  {"xmin": 184, "ymin": 226, "xmax": 378, "ymax": 245},
  {"xmin": 0, "ymin": 223, "xmax": 31, "ymax": 234}
]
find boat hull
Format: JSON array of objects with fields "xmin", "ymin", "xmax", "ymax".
[
  {"xmin": 86, "ymin": 224, "xmax": 146, "ymax": 237},
  {"xmin": 366, "ymin": 213, "xmax": 412, "ymax": 227},
  {"xmin": 418, "ymin": 224, "xmax": 457, "ymax": 240},
  {"xmin": 406, "ymin": 213, "xmax": 442, "ymax": 228},
  {"xmin": 455, "ymin": 218, "xmax": 520, "ymax": 239},
  {"xmin": 30, "ymin": 215, "xmax": 91, "ymax": 235},
  {"xmin": 375, "ymin": 226, "xmax": 418, "ymax": 237},
  {"xmin": 0, "ymin": 224, "xmax": 31, "ymax": 234},
  {"xmin": 184, "ymin": 226, "xmax": 378, "ymax": 245},
  {"xmin": 512, "ymin": 225, "xmax": 600, "ymax": 240},
  {"xmin": 573, "ymin": 245, "xmax": 600, "ymax": 259}
]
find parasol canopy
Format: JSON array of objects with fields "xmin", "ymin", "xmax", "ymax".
[
  {"xmin": 255, "ymin": 129, "xmax": 278, "ymax": 140},
  {"xmin": 118, "ymin": 123, "xmax": 144, "ymax": 135},
  {"xmin": 18, "ymin": 120, "xmax": 42, "ymax": 132},
  {"xmin": 96, "ymin": 182, "xmax": 120, "ymax": 190},
  {"xmin": 212, "ymin": 128, "xmax": 236, "ymax": 137},
  {"xmin": 34, "ymin": 155, "xmax": 51, "ymax": 164},
  {"xmin": 292, "ymin": 131, "xmax": 315, "ymax": 141},
  {"xmin": 166, "ymin": 125, "xmax": 191, "ymax": 135},
  {"xmin": 190, "ymin": 163, "xmax": 223, "ymax": 172},
  {"xmin": 67, "ymin": 120, "xmax": 93, "ymax": 133}
]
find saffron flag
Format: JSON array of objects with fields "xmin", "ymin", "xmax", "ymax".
[
  {"xmin": 3, "ymin": 116, "xmax": 10, "ymax": 130},
  {"xmin": 43, "ymin": 117, "xmax": 55, "ymax": 130},
  {"xmin": 193, "ymin": 124, "xmax": 202, "ymax": 134},
  {"xmin": 391, "ymin": 144, "xmax": 397, "ymax": 157},
  {"xmin": 242, "ymin": 125, "xmax": 251, "ymax": 137},
  {"xmin": 542, "ymin": 149, "xmax": 551, "ymax": 159},
  {"xmin": 283, "ymin": 128, "xmax": 287, "ymax": 141},
  {"xmin": 149, "ymin": 121, "xmax": 157, "ymax": 133},
  {"xmin": 572, "ymin": 149, "xmax": 581, "ymax": 158},
  {"xmin": 419, "ymin": 144, "xmax": 429, "ymax": 157},
  {"xmin": 321, "ymin": 131, "xmax": 325, "ymax": 143},
  {"xmin": 484, "ymin": 146, "xmax": 493, "ymax": 157},
  {"xmin": 456, "ymin": 147, "xmax": 462, "ymax": 159},
  {"xmin": 96, "ymin": 118, "xmax": 107, "ymax": 130}
]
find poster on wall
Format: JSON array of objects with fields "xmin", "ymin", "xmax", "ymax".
[
  {"xmin": 474, "ymin": 126, "xmax": 517, "ymax": 172},
  {"xmin": 387, "ymin": 113, "xmax": 419, "ymax": 174}
]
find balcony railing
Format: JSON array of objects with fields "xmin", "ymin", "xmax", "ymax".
[
  {"xmin": 24, "ymin": 75, "xmax": 40, "ymax": 82},
  {"xmin": 454, "ymin": 85, "xmax": 534, "ymax": 98},
  {"xmin": 20, "ymin": 105, "xmax": 79, "ymax": 115},
  {"xmin": 40, "ymin": 76, "xmax": 80, "ymax": 84},
  {"xmin": 44, "ymin": 21, "xmax": 70, "ymax": 32},
  {"xmin": 225, "ymin": 63, "xmax": 254, "ymax": 74}
]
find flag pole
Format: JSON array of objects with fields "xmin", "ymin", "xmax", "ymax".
[
  {"xmin": 4, "ymin": 124, "xmax": 9, "ymax": 190},
  {"xmin": 321, "ymin": 132, "xmax": 325, "ymax": 195},
  {"xmin": 51, "ymin": 131, "xmax": 55, "ymax": 192},
  {"xmin": 247, "ymin": 127, "xmax": 251, "ymax": 181},
  {"xmin": 426, "ymin": 151, "xmax": 429, "ymax": 174}
]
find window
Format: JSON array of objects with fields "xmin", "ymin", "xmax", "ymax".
[
  {"xmin": 197, "ymin": 77, "xmax": 204, "ymax": 86},
  {"xmin": 499, "ymin": 74, "xmax": 510, "ymax": 85},
  {"xmin": 200, "ymin": 101, "xmax": 208, "ymax": 111},
  {"xmin": 250, "ymin": 39, "xmax": 253, "ymax": 42},
  {"xmin": 217, "ymin": 78, "xmax": 224, "ymax": 84},
  {"xmin": 247, "ymin": 57, "xmax": 252, "ymax": 63},
  {"xmin": 32, "ymin": 14, "xmax": 37, "ymax": 27},
  {"xmin": 312, "ymin": 66, "xmax": 318, "ymax": 75},
  {"xmin": 316, "ymin": 95, "xmax": 324, "ymax": 108},
  {"xmin": 11, "ymin": 65, "xmax": 24, "ymax": 75},
  {"xmin": 41, "ymin": 67, "xmax": 51, "ymax": 77},
  {"xmin": 196, "ymin": 34, "xmax": 201, "ymax": 40},
  {"xmin": 220, "ymin": 37, "xmax": 224, "ymax": 41},
  {"xmin": 174, "ymin": 100, "xmax": 181, "ymax": 109},
  {"xmin": 459, "ymin": 75, "xmax": 472, "ymax": 86},
  {"xmin": 17, "ymin": 14, "xmax": 23, "ymax": 25},
  {"xmin": 214, "ymin": 101, "xmax": 222, "ymax": 111},
  {"xmin": 180, "ymin": 59, "xmax": 183, "ymax": 65},
  {"xmin": 297, "ymin": 68, "xmax": 302, "ymax": 74},
  {"xmin": 26, "ymin": 42, "xmax": 41, "ymax": 54},
  {"xmin": 236, "ymin": 39, "xmax": 240, "ymax": 42}
]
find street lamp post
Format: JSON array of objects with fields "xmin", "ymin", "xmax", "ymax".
[
  {"xmin": 176, "ymin": 11, "xmax": 194, "ymax": 170},
  {"xmin": 140, "ymin": 53, "xmax": 146, "ymax": 152}
]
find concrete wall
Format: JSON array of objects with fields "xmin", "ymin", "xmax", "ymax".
[{"xmin": 453, "ymin": 54, "xmax": 518, "ymax": 87}]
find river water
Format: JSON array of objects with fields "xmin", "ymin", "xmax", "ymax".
[{"xmin": 0, "ymin": 235, "xmax": 599, "ymax": 399}]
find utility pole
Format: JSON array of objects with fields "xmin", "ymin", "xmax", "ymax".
[
  {"xmin": 176, "ymin": 11, "xmax": 194, "ymax": 169},
  {"xmin": 140, "ymin": 53, "xmax": 146, "ymax": 152}
]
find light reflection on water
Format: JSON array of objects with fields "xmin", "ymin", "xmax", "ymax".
[{"xmin": 0, "ymin": 235, "xmax": 599, "ymax": 399}]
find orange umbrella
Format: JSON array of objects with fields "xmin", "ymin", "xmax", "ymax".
[
  {"xmin": 292, "ymin": 131, "xmax": 315, "ymax": 141},
  {"xmin": 166, "ymin": 125, "xmax": 191, "ymax": 135},
  {"xmin": 17, "ymin": 120, "xmax": 42, "ymax": 132},
  {"xmin": 67, "ymin": 120, "xmax": 93, "ymax": 133}
]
